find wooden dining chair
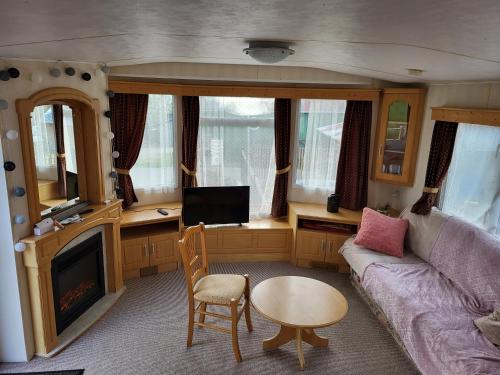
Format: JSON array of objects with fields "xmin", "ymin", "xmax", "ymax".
[{"xmin": 178, "ymin": 223, "xmax": 253, "ymax": 362}]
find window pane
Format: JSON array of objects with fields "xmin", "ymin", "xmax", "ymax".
[
  {"xmin": 440, "ymin": 123, "xmax": 500, "ymax": 236},
  {"xmin": 197, "ymin": 97, "xmax": 276, "ymax": 218},
  {"xmin": 295, "ymin": 99, "xmax": 346, "ymax": 190},
  {"xmin": 131, "ymin": 95, "xmax": 177, "ymax": 190}
]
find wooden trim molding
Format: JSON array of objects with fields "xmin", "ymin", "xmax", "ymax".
[
  {"xmin": 431, "ymin": 107, "xmax": 500, "ymax": 127},
  {"xmin": 108, "ymin": 80, "xmax": 381, "ymax": 101},
  {"xmin": 16, "ymin": 87, "xmax": 105, "ymax": 225}
]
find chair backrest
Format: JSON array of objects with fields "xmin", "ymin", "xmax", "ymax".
[{"xmin": 178, "ymin": 223, "xmax": 209, "ymax": 295}]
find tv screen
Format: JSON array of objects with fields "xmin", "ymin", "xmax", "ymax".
[{"xmin": 183, "ymin": 186, "xmax": 250, "ymax": 226}]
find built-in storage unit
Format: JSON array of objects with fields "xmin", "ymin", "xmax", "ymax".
[
  {"xmin": 372, "ymin": 88, "xmax": 426, "ymax": 186},
  {"xmin": 120, "ymin": 204, "xmax": 182, "ymax": 280},
  {"xmin": 288, "ymin": 202, "xmax": 362, "ymax": 273},
  {"xmin": 120, "ymin": 203, "xmax": 293, "ymax": 279},
  {"xmin": 189, "ymin": 220, "xmax": 292, "ymax": 263}
]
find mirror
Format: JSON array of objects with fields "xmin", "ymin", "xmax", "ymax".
[
  {"xmin": 31, "ymin": 104, "xmax": 80, "ymax": 215},
  {"xmin": 382, "ymin": 100, "xmax": 410, "ymax": 175}
]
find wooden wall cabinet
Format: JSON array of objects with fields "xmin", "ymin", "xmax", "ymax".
[{"xmin": 372, "ymin": 88, "xmax": 426, "ymax": 186}]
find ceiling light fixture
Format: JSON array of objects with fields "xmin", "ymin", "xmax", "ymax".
[
  {"xmin": 407, "ymin": 68, "xmax": 424, "ymax": 76},
  {"xmin": 243, "ymin": 41, "xmax": 295, "ymax": 64}
]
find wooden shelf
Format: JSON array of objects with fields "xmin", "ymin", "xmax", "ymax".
[{"xmin": 120, "ymin": 202, "xmax": 182, "ymax": 228}]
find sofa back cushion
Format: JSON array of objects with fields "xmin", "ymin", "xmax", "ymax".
[
  {"xmin": 429, "ymin": 215, "xmax": 500, "ymax": 311},
  {"xmin": 400, "ymin": 207, "xmax": 450, "ymax": 261},
  {"xmin": 354, "ymin": 208, "xmax": 408, "ymax": 257}
]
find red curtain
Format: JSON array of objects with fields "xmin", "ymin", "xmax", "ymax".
[
  {"xmin": 271, "ymin": 98, "xmax": 292, "ymax": 217},
  {"xmin": 181, "ymin": 96, "xmax": 200, "ymax": 188},
  {"xmin": 53, "ymin": 104, "xmax": 67, "ymax": 198},
  {"xmin": 110, "ymin": 93, "xmax": 149, "ymax": 208},
  {"xmin": 411, "ymin": 120, "xmax": 458, "ymax": 215},
  {"xmin": 335, "ymin": 101, "xmax": 372, "ymax": 210}
]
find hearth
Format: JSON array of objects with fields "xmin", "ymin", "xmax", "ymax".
[{"xmin": 51, "ymin": 233, "xmax": 105, "ymax": 335}]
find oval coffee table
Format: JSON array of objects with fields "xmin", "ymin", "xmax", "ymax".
[{"xmin": 251, "ymin": 276, "xmax": 348, "ymax": 370}]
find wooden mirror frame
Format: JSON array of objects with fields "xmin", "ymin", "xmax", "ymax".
[{"xmin": 16, "ymin": 87, "xmax": 105, "ymax": 225}]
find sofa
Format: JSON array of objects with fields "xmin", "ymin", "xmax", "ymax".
[{"xmin": 341, "ymin": 207, "xmax": 500, "ymax": 375}]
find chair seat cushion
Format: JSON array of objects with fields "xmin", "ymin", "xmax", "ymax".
[{"xmin": 193, "ymin": 274, "xmax": 245, "ymax": 305}]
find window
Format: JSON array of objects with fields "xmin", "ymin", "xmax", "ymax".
[
  {"xmin": 197, "ymin": 96, "xmax": 276, "ymax": 218},
  {"xmin": 131, "ymin": 95, "xmax": 177, "ymax": 192},
  {"xmin": 291, "ymin": 99, "xmax": 346, "ymax": 202},
  {"xmin": 440, "ymin": 123, "xmax": 500, "ymax": 236}
]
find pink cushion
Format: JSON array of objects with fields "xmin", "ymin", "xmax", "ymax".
[{"xmin": 354, "ymin": 208, "xmax": 408, "ymax": 257}]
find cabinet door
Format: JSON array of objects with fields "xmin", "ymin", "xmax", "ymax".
[
  {"xmin": 372, "ymin": 89, "xmax": 425, "ymax": 186},
  {"xmin": 325, "ymin": 233, "xmax": 352, "ymax": 264},
  {"xmin": 296, "ymin": 230, "xmax": 326, "ymax": 262},
  {"xmin": 122, "ymin": 236, "xmax": 149, "ymax": 271},
  {"xmin": 149, "ymin": 233, "xmax": 179, "ymax": 266}
]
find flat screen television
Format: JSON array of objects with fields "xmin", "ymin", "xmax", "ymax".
[{"xmin": 183, "ymin": 186, "xmax": 250, "ymax": 226}]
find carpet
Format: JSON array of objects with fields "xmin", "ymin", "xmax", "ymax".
[
  {"xmin": 0, "ymin": 262, "xmax": 419, "ymax": 375},
  {"xmin": 3, "ymin": 370, "xmax": 84, "ymax": 374}
]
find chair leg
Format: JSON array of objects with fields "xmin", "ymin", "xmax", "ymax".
[
  {"xmin": 230, "ymin": 298, "xmax": 242, "ymax": 362},
  {"xmin": 187, "ymin": 299, "xmax": 194, "ymax": 347},
  {"xmin": 244, "ymin": 274, "xmax": 253, "ymax": 332},
  {"xmin": 198, "ymin": 302, "xmax": 207, "ymax": 325}
]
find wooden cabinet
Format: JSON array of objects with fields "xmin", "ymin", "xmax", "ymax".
[
  {"xmin": 121, "ymin": 231, "xmax": 179, "ymax": 280},
  {"xmin": 289, "ymin": 202, "xmax": 362, "ymax": 273},
  {"xmin": 296, "ymin": 230, "xmax": 325, "ymax": 262},
  {"xmin": 187, "ymin": 221, "xmax": 293, "ymax": 263},
  {"xmin": 296, "ymin": 230, "xmax": 352, "ymax": 272},
  {"xmin": 372, "ymin": 88, "xmax": 426, "ymax": 186}
]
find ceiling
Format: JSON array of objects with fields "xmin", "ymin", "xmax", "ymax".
[{"xmin": 1, "ymin": 0, "xmax": 500, "ymax": 83}]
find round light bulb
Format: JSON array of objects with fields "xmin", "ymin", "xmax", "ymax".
[
  {"xmin": 6, "ymin": 129, "xmax": 19, "ymax": 140},
  {"xmin": 112, "ymin": 151, "xmax": 120, "ymax": 158},
  {"xmin": 14, "ymin": 242, "xmax": 26, "ymax": 252},
  {"xmin": 30, "ymin": 73, "xmax": 43, "ymax": 83},
  {"xmin": 107, "ymin": 132, "xmax": 115, "ymax": 140},
  {"xmin": 0, "ymin": 99, "xmax": 8, "ymax": 110},
  {"xmin": 14, "ymin": 214, "xmax": 26, "ymax": 224},
  {"xmin": 49, "ymin": 68, "xmax": 61, "ymax": 77}
]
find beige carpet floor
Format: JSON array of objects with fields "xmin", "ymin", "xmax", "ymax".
[{"xmin": 1, "ymin": 262, "xmax": 419, "ymax": 375}]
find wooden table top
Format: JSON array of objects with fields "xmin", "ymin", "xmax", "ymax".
[
  {"xmin": 121, "ymin": 202, "xmax": 182, "ymax": 227},
  {"xmin": 251, "ymin": 276, "xmax": 348, "ymax": 328}
]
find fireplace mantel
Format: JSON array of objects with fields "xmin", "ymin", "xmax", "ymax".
[{"xmin": 21, "ymin": 200, "xmax": 124, "ymax": 356}]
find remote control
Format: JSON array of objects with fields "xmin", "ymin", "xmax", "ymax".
[{"xmin": 157, "ymin": 208, "xmax": 169, "ymax": 216}]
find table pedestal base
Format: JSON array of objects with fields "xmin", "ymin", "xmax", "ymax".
[{"xmin": 263, "ymin": 325, "xmax": 328, "ymax": 370}]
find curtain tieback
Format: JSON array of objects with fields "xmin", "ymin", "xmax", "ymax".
[
  {"xmin": 57, "ymin": 153, "xmax": 66, "ymax": 158},
  {"xmin": 276, "ymin": 164, "xmax": 292, "ymax": 175},
  {"xmin": 423, "ymin": 186, "xmax": 439, "ymax": 194},
  {"xmin": 181, "ymin": 163, "xmax": 197, "ymax": 176},
  {"xmin": 115, "ymin": 168, "xmax": 130, "ymax": 175}
]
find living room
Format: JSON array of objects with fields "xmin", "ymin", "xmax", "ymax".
[{"xmin": 0, "ymin": 1, "xmax": 499, "ymax": 375}]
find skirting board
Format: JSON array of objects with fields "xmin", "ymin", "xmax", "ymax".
[{"xmin": 41, "ymin": 287, "xmax": 126, "ymax": 358}]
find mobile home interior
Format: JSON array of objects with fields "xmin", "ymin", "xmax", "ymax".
[{"xmin": 0, "ymin": 1, "xmax": 499, "ymax": 375}]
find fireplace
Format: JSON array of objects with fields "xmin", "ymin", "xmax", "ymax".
[{"xmin": 51, "ymin": 232, "xmax": 105, "ymax": 335}]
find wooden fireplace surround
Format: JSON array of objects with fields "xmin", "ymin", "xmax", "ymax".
[
  {"xmin": 17, "ymin": 88, "xmax": 124, "ymax": 356},
  {"xmin": 21, "ymin": 200, "xmax": 124, "ymax": 356}
]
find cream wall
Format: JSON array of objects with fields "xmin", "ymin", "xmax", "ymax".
[
  {"xmin": 0, "ymin": 59, "xmax": 114, "ymax": 361},
  {"xmin": 397, "ymin": 81, "xmax": 500, "ymax": 210}
]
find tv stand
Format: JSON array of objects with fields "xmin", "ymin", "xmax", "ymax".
[{"xmin": 120, "ymin": 202, "xmax": 293, "ymax": 278}]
